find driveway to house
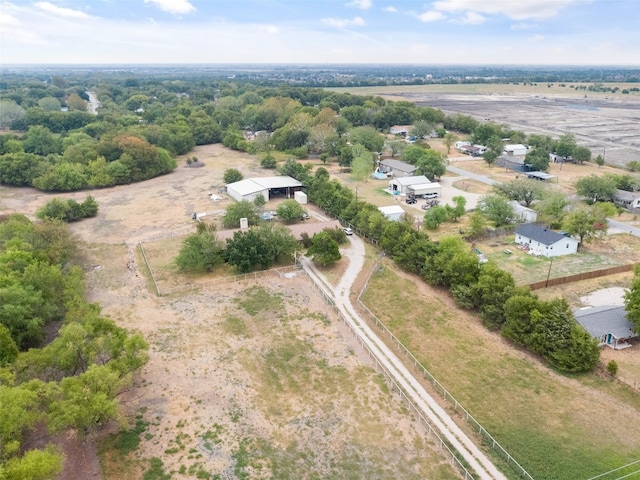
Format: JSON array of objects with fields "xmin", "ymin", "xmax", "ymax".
[
  {"xmin": 446, "ymin": 165, "xmax": 502, "ymax": 186},
  {"xmin": 607, "ymin": 218, "xmax": 640, "ymax": 238},
  {"xmin": 300, "ymin": 236, "xmax": 507, "ymax": 480}
]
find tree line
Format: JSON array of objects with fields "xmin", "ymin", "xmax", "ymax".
[{"xmin": 0, "ymin": 214, "xmax": 148, "ymax": 479}]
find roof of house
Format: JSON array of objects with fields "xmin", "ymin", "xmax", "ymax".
[
  {"xmin": 380, "ymin": 159, "xmax": 417, "ymax": 173},
  {"xmin": 504, "ymin": 144, "xmax": 527, "ymax": 151},
  {"xmin": 390, "ymin": 125, "xmax": 413, "ymax": 132},
  {"xmin": 391, "ymin": 175, "xmax": 431, "ymax": 187},
  {"xmin": 509, "ymin": 201, "xmax": 536, "ymax": 215},
  {"xmin": 614, "ymin": 189, "xmax": 640, "ymax": 201},
  {"xmin": 498, "ymin": 155, "xmax": 527, "ymax": 165},
  {"xmin": 378, "ymin": 205, "xmax": 406, "ymax": 216},
  {"xmin": 574, "ymin": 305, "xmax": 637, "ymax": 339},
  {"xmin": 527, "ymin": 171, "xmax": 557, "ymax": 181},
  {"xmin": 515, "ymin": 223, "xmax": 575, "ymax": 246}
]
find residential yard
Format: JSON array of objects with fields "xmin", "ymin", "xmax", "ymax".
[
  {"xmin": 360, "ymin": 262, "xmax": 640, "ymax": 480},
  {"xmin": 473, "ymin": 233, "xmax": 640, "ymax": 285}
]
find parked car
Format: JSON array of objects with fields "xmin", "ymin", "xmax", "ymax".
[
  {"xmin": 424, "ymin": 192, "xmax": 439, "ymax": 199},
  {"xmin": 343, "ymin": 227, "xmax": 353, "ymax": 236},
  {"xmin": 406, "ymin": 197, "xmax": 417, "ymax": 204},
  {"xmin": 300, "ymin": 212, "xmax": 309, "ymax": 220}
]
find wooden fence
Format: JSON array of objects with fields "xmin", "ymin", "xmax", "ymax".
[{"xmin": 528, "ymin": 263, "xmax": 636, "ymax": 290}]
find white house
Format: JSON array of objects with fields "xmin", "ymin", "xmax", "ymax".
[
  {"xmin": 503, "ymin": 144, "xmax": 528, "ymax": 156},
  {"xmin": 389, "ymin": 175, "xmax": 431, "ymax": 195},
  {"xmin": 509, "ymin": 201, "xmax": 538, "ymax": 223},
  {"xmin": 514, "ymin": 224, "xmax": 578, "ymax": 257},
  {"xmin": 613, "ymin": 189, "xmax": 640, "ymax": 211},
  {"xmin": 378, "ymin": 205, "xmax": 405, "ymax": 221},
  {"xmin": 574, "ymin": 305, "xmax": 637, "ymax": 350},
  {"xmin": 226, "ymin": 176, "xmax": 302, "ymax": 202},
  {"xmin": 455, "ymin": 141, "xmax": 471, "ymax": 150},
  {"xmin": 390, "ymin": 125, "xmax": 413, "ymax": 136}
]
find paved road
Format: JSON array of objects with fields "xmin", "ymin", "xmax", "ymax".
[
  {"xmin": 86, "ymin": 91, "xmax": 100, "ymax": 115},
  {"xmin": 301, "ymin": 236, "xmax": 507, "ymax": 480},
  {"xmin": 607, "ymin": 218, "xmax": 640, "ymax": 238}
]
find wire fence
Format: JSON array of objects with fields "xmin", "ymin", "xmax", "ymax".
[
  {"xmin": 299, "ymin": 266, "xmax": 477, "ymax": 480},
  {"xmin": 356, "ymin": 258, "xmax": 535, "ymax": 480}
]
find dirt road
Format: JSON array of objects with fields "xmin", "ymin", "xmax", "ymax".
[{"xmin": 301, "ymin": 236, "xmax": 507, "ymax": 480}]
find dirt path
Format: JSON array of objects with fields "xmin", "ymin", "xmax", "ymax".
[{"xmin": 301, "ymin": 236, "xmax": 507, "ymax": 480}]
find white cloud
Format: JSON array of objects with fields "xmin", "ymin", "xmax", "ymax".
[
  {"xmin": 259, "ymin": 24, "xmax": 279, "ymax": 35},
  {"xmin": 459, "ymin": 11, "xmax": 485, "ymax": 25},
  {"xmin": 417, "ymin": 10, "xmax": 446, "ymax": 22},
  {"xmin": 384, "ymin": 6, "xmax": 397, "ymax": 13},
  {"xmin": 347, "ymin": 0, "xmax": 373, "ymax": 10},
  {"xmin": 511, "ymin": 22, "xmax": 536, "ymax": 30},
  {"xmin": 0, "ymin": 11, "xmax": 42, "ymax": 44},
  {"xmin": 322, "ymin": 16, "xmax": 365, "ymax": 28},
  {"xmin": 431, "ymin": 0, "xmax": 588, "ymax": 20},
  {"xmin": 143, "ymin": 0, "xmax": 195, "ymax": 15},
  {"xmin": 34, "ymin": 2, "xmax": 92, "ymax": 19},
  {"xmin": 529, "ymin": 34, "xmax": 545, "ymax": 41}
]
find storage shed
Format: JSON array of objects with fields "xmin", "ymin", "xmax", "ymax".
[
  {"xmin": 294, "ymin": 191, "xmax": 308, "ymax": 205},
  {"xmin": 226, "ymin": 176, "xmax": 302, "ymax": 202},
  {"xmin": 509, "ymin": 201, "xmax": 537, "ymax": 223},
  {"xmin": 503, "ymin": 144, "xmax": 528, "ymax": 156},
  {"xmin": 389, "ymin": 175, "xmax": 431, "ymax": 195},
  {"xmin": 378, "ymin": 205, "xmax": 406, "ymax": 221},
  {"xmin": 408, "ymin": 182, "xmax": 442, "ymax": 198}
]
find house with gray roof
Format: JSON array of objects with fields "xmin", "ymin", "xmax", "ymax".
[
  {"xmin": 379, "ymin": 159, "xmax": 417, "ymax": 177},
  {"xmin": 613, "ymin": 189, "xmax": 640, "ymax": 213},
  {"xmin": 514, "ymin": 224, "xmax": 578, "ymax": 257},
  {"xmin": 574, "ymin": 305, "xmax": 637, "ymax": 349}
]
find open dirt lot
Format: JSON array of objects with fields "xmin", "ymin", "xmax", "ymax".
[
  {"xmin": 0, "ymin": 145, "xmax": 457, "ymax": 479},
  {"xmin": 333, "ymin": 84, "xmax": 640, "ymax": 168}
]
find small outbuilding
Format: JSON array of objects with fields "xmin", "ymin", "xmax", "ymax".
[
  {"xmin": 294, "ymin": 191, "xmax": 308, "ymax": 205},
  {"xmin": 408, "ymin": 182, "xmax": 442, "ymax": 198},
  {"xmin": 378, "ymin": 205, "xmax": 406, "ymax": 221},
  {"xmin": 574, "ymin": 305, "xmax": 637, "ymax": 349},
  {"xmin": 389, "ymin": 175, "xmax": 431, "ymax": 195},
  {"xmin": 514, "ymin": 224, "xmax": 578, "ymax": 257},
  {"xmin": 503, "ymin": 144, "xmax": 528, "ymax": 156},
  {"xmin": 526, "ymin": 171, "xmax": 557, "ymax": 182}
]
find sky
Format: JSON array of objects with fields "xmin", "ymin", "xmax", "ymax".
[{"xmin": 1, "ymin": 0, "xmax": 639, "ymax": 65}]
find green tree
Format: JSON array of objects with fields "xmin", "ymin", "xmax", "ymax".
[
  {"xmin": 409, "ymin": 120, "xmax": 434, "ymax": 139},
  {"xmin": 537, "ymin": 190, "xmax": 570, "ymax": 227},
  {"xmin": 223, "ymin": 201, "xmax": 259, "ymax": 228},
  {"xmin": 423, "ymin": 206, "xmax": 449, "ymax": 230},
  {"xmin": 175, "ymin": 226, "xmax": 225, "ymax": 273},
  {"xmin": 0, "ymin": 100, "xmax": 26, "ymax": 129},
  {"xmin": 276, "ymin": 199, "xmax": 306, "ymax": 224},
  {"xmin": 555, "ymin": 133, "xmax": 577, "ymax": 159},
  {"xmin": 562, "ymin": 207, "xmax": 606, "ymax": 247},
  {"xmin": 351, "ymin": 144, "xmax": 374, "ymax": 182},
  {"xmin": 573, "ymin": 145, "xmax": 592, "ymax": 164},
  {"xmin": 525, "ymin": 147, "xmax": 550, "ymax": 171},
  {"xmin": 449, "ymin": 196, "xmax": 467, "ymax": 221},
  {"xmin": 443, "ymin": 132, "xmax": 458, "ymax": 154},
  {"xmin": 607, "ymin": 360, "xmax": 619, "ymax": 376},
  {"xmin": 467, "ymin": 209, "xmax": 487, "ymax": 238},
  {"xmin": 348, "ymin": 126, "xmax": 384, "ymax": 152},
  {"xmin": 253, "ymin": 194, "xmax": 266, "ymax": 209},
  {"xmin": 478, "ymin": 194, "xmax": 515, "ymax": 227},
  {"xmin": 23, "ymin": 126, "xmax": 59, "ymax": 156},
  {"xmin": 494, "ymin": 178, "xmax": 545, "ymax": 207},
  {"xmin": 3, "ymin": 445, "xmax": 62, "ymax": 480},
  {"xmin": 624, "ymin": 265, "xmax": 640, "ymax": 333},
  {"xmin": 387, "ymin": 139, "xmax": 405, "ymax": 157},
  {"xmin": 307, "ymin": 231, "xmax": 341, "ymax": 266},
  {"xmin": 575, "ymin": 174, "xmax": 617, "ymax": 203},
  {"xmin": 38, "ymin": 97, "xmax": 62, "ymax": 112},
  {"xmin": 415, "ymin": 150, "xmax": 446, "ymax": 180},
  {"xmin": 223, "ymin": 168, "xmax": 243, "ymax": 184},
  {"xmin": 423, "ymin": 236, "xmax": 480, "ymax": 288},
  {"xmin": 0, "ymin": 324, "xmax": 19, "ymax": 366}
]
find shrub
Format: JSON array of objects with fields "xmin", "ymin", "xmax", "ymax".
[{"xmin": 607, "ymin": 360, "xmax": 618, "ymax": 376}]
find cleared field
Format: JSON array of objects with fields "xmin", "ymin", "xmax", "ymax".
[
  {"xmin": 332, "ymin": 83, "xmax": 640, "ymax": 169},
  {"xmin": 361, "ymin": 262, "xmax": 640, "ymax": 480}
]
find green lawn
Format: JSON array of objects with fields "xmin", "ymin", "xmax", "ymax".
[{"xmin": 362, "ymin": 263, "xmax": 640, "ymax": 480}]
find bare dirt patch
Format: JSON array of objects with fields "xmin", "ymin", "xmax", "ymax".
[{"xmin": 2, "ymin": 145, "xmax": 459, "ymax": 479}]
